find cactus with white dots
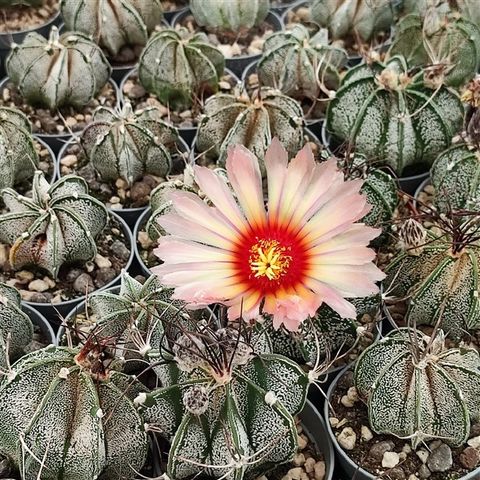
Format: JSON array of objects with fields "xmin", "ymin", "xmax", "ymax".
[
  {"xmin": 81, "ymin": 103, "xmax": 175, "ymax": 186},
  {"xmin": 6, "ymin": 26, "xmax": 111, "ymax": 110},
  {"xmin": 355, "ymin": 328, "xmax": 480, "ymax": 448},
  {"xmin": 0, "ymin": 172, "xmax": 108, "ymax": 279}
]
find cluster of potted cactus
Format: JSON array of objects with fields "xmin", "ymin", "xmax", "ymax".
[{"xmin": 3, "ymin": 0, "xmax": 480, "ymax": 480}]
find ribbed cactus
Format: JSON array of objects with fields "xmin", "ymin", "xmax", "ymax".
[
  {"xmin": 190, "ymin": 0, "xmax": 269, "ymax": 31},
  {"xmin": 385, "ymin": 221, "xmax": 480, "ymax": 339},
  {"xmin": 310, "ymin": 0, "xmax": 395, "ymax": 43},
  {"xmin": 81, "ymin": 103, "xmax": 175, "ymax": 186},
  {"xmin": 197, "ymin": 86, "xmax": 304, "ymax": 173},
  {"xmin": 431, "ymin": 143, "xmax": 480, "ymax": 212},
  {"xmin": 258, "ymin": 25, "xmax": 347, "ymax": 102},
  {"xmin": 0, "ymin": 344, "xmax": 148, "ymax": 480},
  {"xmin": 61, "ymin": 0, "xmax": 164, "ymax": 57},
  {"xmin": 142, "ymin": 325, "xmax": 309, "ymax": 480},
  {"xmin": 138, "ymin": 28, "xmax": 225, "ymax": 109},
  {"xmin": 0, "ymin": 107, "xmax": 38, "ymax": 190},
  {"xmin": 0, "ymin": 0, "xmax": 42, "ymax": 7},
  {"xmin": 355, "ymin": 328, "xmax": 480, "ymax": 448},
  {"xmin": 389, "ymin": 10, "xmax": 480, "ymax": 88},
  {"xmin": 0, "ymin": 283, "xmax": 33, "ymax": 371},
  {"xmin": 6, "ymin": 27, "xmax": 111, "ymax": 110},
  {"xmin": 0, "ymin": 172, "xmax": 108, "ymax": 279},
  {"xmin": 326, "ymin": 55, "xmax": 464, "ymax": 175}
]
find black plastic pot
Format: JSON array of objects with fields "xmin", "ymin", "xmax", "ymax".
[
  {"xmin": 133, "ymin": 207, "xmax": 154, "ymax": 278},
  {"xmin": 0, "ymin": 10, "xmax": 61, "ymax": 79},
  {"xmin": 0, "ymin": 77, "xmax": 121, "ymax": 155},
  {"xmin": 271, "ymin": 0, "xmax": 299, "ymax": 13},
  {"xmin": 162, "ymin": 5, "xmax": 188, "ymax": 24},
  {"xmin": 34, "ymin": 135, "xmax": 59, "ymax": 185},
  {"xmin": 57, "ymin": 134, "xmax": 191, "ymax": 230},
  {"xmin": 172, "ymin": 9, "xmax": 283, "ymax": 78},
  {"xmin": 22, "ymin": 303, "xmax": 57, "ymax": 347},
  {"xmin": 24, "ymin": 210, "xmax": 134, "ymax": 327}
]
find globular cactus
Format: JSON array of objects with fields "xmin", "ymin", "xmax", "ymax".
[
  {"xmin": 257, "ymin": 25, "xmax": 347, "ymax": 102},
  {"xmin": 190, "ymin": 0, "xmax": 269, "ymax": 32},
  {"xmin": 0, "ymin": 283, "xmax": 33, "ymax": 371},
  {"xmin": 196, "ymin": 86, "xmax": 304, "ymax": 174},
  {"xmin": 384, "ymin": 219, "xmax": 480, "ymax": 339},
  {"xmin": 0, "ymin": 172, "xmax": 108, "ymax": 279},
  {"xmin": 354, "ymin": 328, "xmax": 480, "ymax": 448},
  {"xmin": 389, "ymin": 9, "xmax": 480, "ymax": 88},
  {"xmin": 81, "ymin": 103, "xmax": 176, "ymax": 186},
  {"xmin": 61, "ymin": 0, "xmax": 164, "ymax": 57},
  {"xmin": 0, "ymin": 0, "xmax": 42, "ymax": 7},
  {"xmin": 0, "ymin": 344, "xmax": 148, "ymax": 480},
  {"xmin": 326, "ymin": 55, "xmax": 464, "ymax": 175},
  {"xmin": 430, "ymin": 143, "xmax": 480, "ymax": 212},
  {"xmin": 141, "ymin": 325, "xmax": 309, "ymax": 480},
  {"xmin": 0, "ymin": 107, "xmax": 38, "ymax": 190},
  {"xmin": 310, "ymin": 0, "xmax": 396, "ymax": 43},
  {"xmin": 6, "ymin": 26, "xmax": 111, "ymax": 110},
  {"xmin": 138, "ymin": 28, "xmax": 225, "ymax": 110}
]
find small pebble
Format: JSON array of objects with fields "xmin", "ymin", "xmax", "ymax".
[
  {"xmin": 337, "ymin": 427, "xmax": 356, "ymax": 450},
  {"xmin": 460, "ymin": 446, "xmax": 480, "ymax": 469},
  {"xmin": 468, "ymin": 435, "xmax": 480, "ymax": 448},
  {"xmin": 95, "ymin": 254, "xmax": 112, "ymax": 269},
  {"xmin": 382, "ymin": 451, "xmax": 400, "ymax": 469},
  {"xmin": 416, "ymin": 449, "xmax": 429, "ymax": 464},
  {"xmin": 313, "ymin": 461, "xmax": 325, "ymax": 480},
  {"xmin": 426, "ymin": 443, "xmax": 452, "ymax": 473},
  {"xmin": 361, "ymin": 425, "xmax": 373, "ymax": 441},
  {"xmin": 368, "ymin": 440, "xmax": 395, "ymax": 462},
  {"xmin": 60, "ymin": 154, "xmax": 77, "ymax": 168},
  {"xmin": 28, "ymin": 279, "xmax": 50, "ymax": 292},
  {"xmin": 304, "ymin": 457, "xmax": 315, "ymax": 473},
  {"xmin": 418, "ymin": 464, "xmax": 431, "ymax": 479},
  {"xmin": 292, "ymin": 453, "xmax": 305, "ymax": 466},
  {"xmin": 16, "ymin": 270, "xmax": 34, "ymax": 283},
  {"xmin": 297, "ymin": 434, "xmax": 307, "ymax": 450},
  {"xmin": 73, "ymin": 273, "xmax": 95, "ymax": 294}
]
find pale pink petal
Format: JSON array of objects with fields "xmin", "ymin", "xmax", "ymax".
[
  {"xmin": 154, "ymin": 238, "xmax": 233, "ymax": 264},
  {"xmin": 226, "ymin": 145, "xmax": 266, "ymax": 228},
  {"xmin": 264, "ymin": 137, "xmax": 288, "ymax": 223},
  {"xmin": 309, "ymin": 247, "xmax": 376, "ymax": 265},
  {"xmin": 226, "ymin": 290, "xmax": 262, "ymax": 321},
  {"xmin": 310, "ymin": 224, "xmax": 381, "ymax": 252},
  {"xmin": 306, "ymin": 280, "xmax": 357, "ymax": 318}
]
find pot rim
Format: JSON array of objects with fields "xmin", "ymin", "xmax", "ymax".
[{"xmin": 22, "ymin": 302, "xmax": 57, "ymax": 346}]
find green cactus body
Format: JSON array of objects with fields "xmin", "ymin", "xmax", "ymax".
[
  {"xmin": 0, "ymin": 107, "xmax": 38, "ymax": 190},
  {"xmin": 197, "ymin": 87, "xmax": 304, "ymax": 174},
  {"xmin": 0, "ymin": 283, "xmax": 33, "ymax": 370},
  {"xmin": 0, "ymin": 345, "xmax": 148, "ymax": 480},
  {"xmin": 454, "ymin": 0, "xmax": 480, "ymax": 29},
  {"xmin": 61, "ymin": 0, "xmax": 163, "ymax": 57},
  {"xmin": 138, "ymin": 28, "xmax": 225, "ymax": 110},
  {"xmin": 431, "ymin": 143, "xmax": 480, "ymax": 212},
  {"xmin": 258, "ymin": 25, "xmax": 347, "ymax": 102},
  {"xmin": 6, "ymin": 27, "xmax": 111, "ymax": 110},
  {"xmin": 142, "ymin": 326, "xmax": 308, "ymax": 480},
  {"xmin": 0, "ymin": 172, "xmax": 108, "ymax": 279},
  {"xmin": 81, "ymin": 104, "xmax": 175, "ymax": 185},
  {"xmin": 385, "ymin": 235, "xmax": 480, "ymax": 339},
  {"xmin": 190, "ymin": 0, "xmax": 269, "ymax": 31},
  {"xmin": 310, "ymin": 0, "xmax": 395, "ymax": 43},
  {"xmin": 354, "ymin": 328, "xmax": 480, "ymax": 448},
  {"xmin": 326, "ymin": 55, "xmax": 464, "ymax": 175},
  {"xmin": 389, "ymin": 12, "xmax": 480, "ymax": 88}
]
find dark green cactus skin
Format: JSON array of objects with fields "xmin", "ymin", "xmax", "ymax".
[
  {"xmin": 138, "ymin": 28, "xmax": 225, "ymax": 110},
  {"xmin": 258, "ymin": 25, "xmax": 347, "ymax": 102},
  {"xmin": 61, "ymin": 0, "xmax": 164, "ymax": 57},
  {"xmin": 0, "ymin": 346, "xmax": 148, "ymax": 480},
  {"xmin": 431, "ymin": 143, "xmax": 480, "ymax": 212},
  {"xmin": 326, "ymin": 55, "xmax": 464, "ymax": 175},
  {"xmin": 355, "ymin": 328, "xmax": 480, "ymax": 448},
  {"xmin": 385, "ymin": 234, "xmax": 480, "ymax": 340},
  {"xmin": 0, "ymin": 0, "xmax": 42, "ymax": 6},
  {"xmin": 81, "ymin": 104, "xmax": 175, "ymax": 185},
  {"xmin": 389, "ymin": 12, "xmax": 480, "ymax": 88}
]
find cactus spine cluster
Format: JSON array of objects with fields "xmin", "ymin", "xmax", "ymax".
[
  {"xmin": 81, "ymin": 103, "xmax": 176, "ymax": 185},
  {"xmin": 60, "ymin": 0, "xmax": 164, "ymax": 57},
  {"xmin": 0, "ymin": 172, "xmax": 108, "ymax": 279},
  {"xmin": 6, "ymin": 27, "xmax": 111, "ymax": 110},
  {"xmin": 138, "ymin": 28, "xmax": 225, "ymax": 109},
  {"xmin": 355, "ymin": 329, "xmax": 480, "ymax": 447}
]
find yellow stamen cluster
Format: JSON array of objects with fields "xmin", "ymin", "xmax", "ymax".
[{"xmin": 249, "ymin": 239, "xmax": 291, "ymax": 281}]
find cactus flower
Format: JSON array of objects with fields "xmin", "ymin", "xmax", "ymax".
[{"xmin": 153, "ymin": 139, "xmax": 384, "ymax": 331}]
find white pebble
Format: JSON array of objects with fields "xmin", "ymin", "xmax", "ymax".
[
  {"xmin": 382, "ymin": 451, "xmax": 400, "ymax": 468},
  {"xmin": 361, "ymin": 425, "xmax": 373, "ymax": 441},
  {"xmin": 28, "ymin": 279, "xmax": 50, "ymax": 292},
  {"xmin": 95, "ymin": 254, "xmax": 112, "ymax": 269},
  {"xmin": 337, "ymin": 427, "xmax": 356, "ymax": 450},
  {"xmin": 468, "ymin": 436, "xmax": 480, "ymax": 448},
  {"xmin": 416, "ymin": 449, "xmax": 429, "ymax": 464}
]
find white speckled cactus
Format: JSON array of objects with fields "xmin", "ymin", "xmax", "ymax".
[
  {"xmin": 81, "ymin": 103, "xmax": 176, "ymax": 185},
  {"xmin": 0, "ymin": 283, "xmax": 33, "ymax": 371},
  {"xmin": 0, "ymin": 107, "xmax": 38, "ymax": 190},
  {"xmin": 190, "ymin": 0, "xmax": 269, "ymax": 31},
  {"xmin": 389, "ymin": 9, "xmax": 480, "ymax": 88},
  {"xmin": 142, "ymin": 325, "xmax": 308, "ymax": 480},
  {"xmin": 326, "ymin": 55, "xmax": 464, "ymax": 175},
  {"xmin": 60, "ymin": 0, "xmax": 163, "ymax": 57},
  {"xmin": 0, "ymin": 344, "xmax": 148, "ymax": 480},
  {"xmin": 355, "ymin": 328, "xmax": 480, "ymax": 448},
  {"xmin": 138, "ymin": 28, "xmax": 225, "ymax": 109},
  {"xmin": 6, "ymin": 27, "xmax": 111, "ymax": 110},
  {"xmin": 0, "ymin": 172, "xmax": 108, "ymax": 279},
  {"xmin": 311, "ymin": 0, "xmax": 396, "ymax": 43},
  {"xmin": 197, "ymin": 86, "xmax": 304, "ymax": 173},
  {"xmin": 258, "ymin": 25, "xmax": 347, "ymax": 102}
]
